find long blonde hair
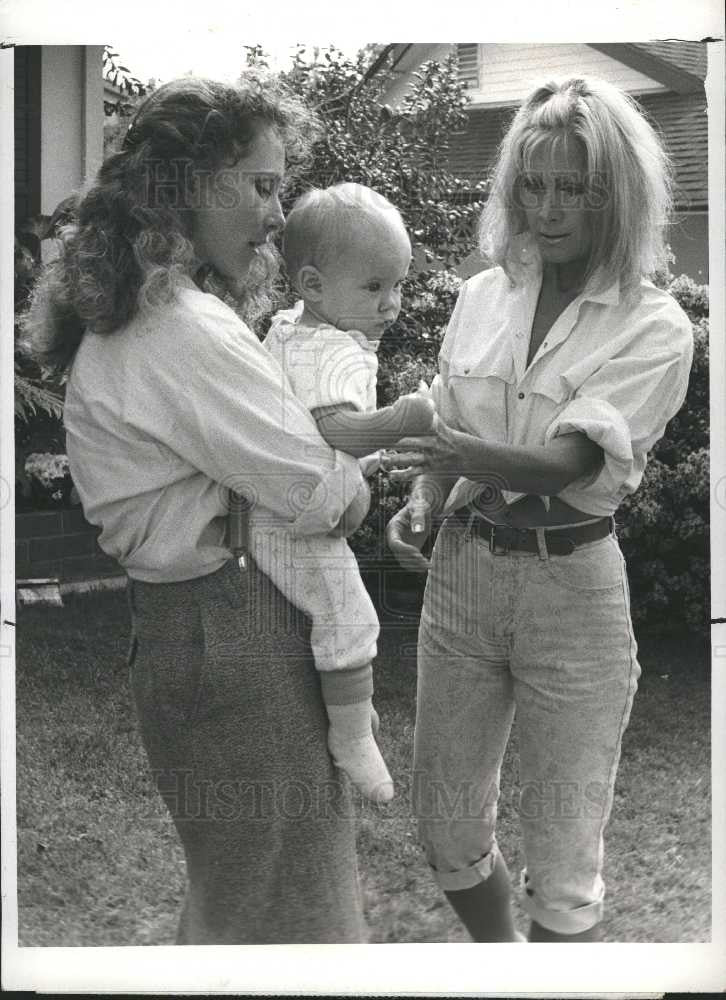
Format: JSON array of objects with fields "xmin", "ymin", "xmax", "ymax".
[{"xmin": 479, "ymin": 76, "xmax": 673, "ymax": 295}]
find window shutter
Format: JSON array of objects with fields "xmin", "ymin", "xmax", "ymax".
[
  {"xmin": 14, "ymin": 46, "xmax": 42, "ymax": 225},
  {"xmin": 456, "ymin": 43, "xmax": 479, "ymax": 89}
]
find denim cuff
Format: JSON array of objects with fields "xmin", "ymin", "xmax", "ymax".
[
  {"xmin": 520, "ymin": 869, "xmax": 604, "ymax": 934},
  {"xmin": 430, "ymin": 847, "xmax": 497, "ymax": 892}
]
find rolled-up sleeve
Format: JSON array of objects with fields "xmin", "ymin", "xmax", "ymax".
[
  {"xmin": 545, "ymin": 332, "xmax": 693, "ymax": 499},
  {"xmin": 129, "ymin": 297, "xmax": 365, "ymax": 536}
]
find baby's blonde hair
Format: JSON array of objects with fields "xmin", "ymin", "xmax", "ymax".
[
  {"xmin": 282, "ymin": 182, "xmax": 408, "ymax": 290},
  {"xmin": 479, "ymin": 76, "xmax": 674, "ymax": 296}
]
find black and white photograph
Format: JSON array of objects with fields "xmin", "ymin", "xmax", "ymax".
[{"xmin": 1, "ymin": 0, "xmax": 724, "ymax": 993}]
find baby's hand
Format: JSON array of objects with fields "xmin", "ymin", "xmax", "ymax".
[
  {"xmin": 359, "ymin": 451, "xmax": 381, "ymax": 478},
  {"xmin": 394, "ymin": 381, "xmax": 435, "ymax": 436}
]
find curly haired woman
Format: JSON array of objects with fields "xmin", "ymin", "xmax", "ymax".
[
  {"xmin": 386, "ymin": 76, "xmax": 694, "ymax": 942},
  {"xmin": 26, "ymin": 75, "xmax": 372, "ymax": 944}
]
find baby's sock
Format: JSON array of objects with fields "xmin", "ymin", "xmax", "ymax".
[{"xmin": 326, "ymin": 699, "xmax": 394, "ymax": 804}]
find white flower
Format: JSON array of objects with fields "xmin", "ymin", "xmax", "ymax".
[{"xmin": 24, "ymin": 452, "xmax": 70, "ymax": 487}]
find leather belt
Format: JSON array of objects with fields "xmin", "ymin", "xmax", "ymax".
[{"xmin": 450, "ymin": 506, "xmax": 614, "ymax": 557}]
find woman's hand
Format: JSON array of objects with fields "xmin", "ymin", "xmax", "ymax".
[
  {"xmin": 358, "ymin": 451, "xmax": 381, "ymax": 478},
  {"xmin": 385, "ymin": 498, "xmax": 432, "ymax": 573},
  {"xmin": 329, "ymin": 477, "xmax": 371, "ymax": 538},
  {"xmin": 382, "ymin": 414, "xmax": 467, "ymax": 482}
]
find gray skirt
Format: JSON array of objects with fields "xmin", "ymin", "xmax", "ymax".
[{"xmin": 127, "ymin": 557, "xmax": 366, "ymax": 944}]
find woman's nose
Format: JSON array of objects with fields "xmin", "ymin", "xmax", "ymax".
[
  {"xmin": 538, "ymin": 187, "xmax": 562, "ymax": 221},
  {"xmin": 265, "ymin": 196, "xmax": 285, "ymax": 235}
]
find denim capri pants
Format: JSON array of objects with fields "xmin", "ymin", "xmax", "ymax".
[
  {"xmin": 413, "ymin": 515, "xmax": 641, "ymax": 935},
  {"xmin": 127, "ymin": 557, "xmax": 366, "ymax": 944}
]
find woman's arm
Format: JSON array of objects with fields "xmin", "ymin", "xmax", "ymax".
[
  {"xmin": 131, "ymin": 292, "xmax": 367, "ymax": 536},
  {"xmin": 384, "ymin": 416, "xmax": 603, "ymax": 495},
  {"xmin": 383, "ymin": 431, "xmax": 600, "ymax": 571},
  {"xmin": 314, "ymin": 389, "xmax": 435, "ymax": 458}
]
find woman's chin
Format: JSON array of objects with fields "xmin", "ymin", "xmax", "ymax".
[
  {"xmin": 211, "ymin": 245, "xmax": 277, "ymax": 298},
  {"xmin": 219, "ymin": 260, "xmax": 254, "ymax": 296}
]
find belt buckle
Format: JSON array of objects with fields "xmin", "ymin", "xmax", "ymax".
[{"xmin": 489, "ymin": 524, "xmax": 513, "ymax": 555}]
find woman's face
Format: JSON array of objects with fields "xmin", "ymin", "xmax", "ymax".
[
  {"xmin": 191, "ymin": 126, "xmax": 285, "ymax": 293},
  {"xmin": 518, "ymin": 138, "xmax": 592, "ymax": 268}
]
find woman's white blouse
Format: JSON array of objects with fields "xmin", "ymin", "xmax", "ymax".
[
  {"xmin": 432, "ymin": 264, "xmax": 694, "ymax": 518},
  {"xmin": 64, "ymin": 283, "xmax": 364, "ymax": 583}
]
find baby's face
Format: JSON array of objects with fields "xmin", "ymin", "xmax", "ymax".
[{"xmin": 317, "ymin": 219, "xmax": 412, "ymax": 340}]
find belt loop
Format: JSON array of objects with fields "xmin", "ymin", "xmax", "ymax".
[{"xmin": 535, "ymin": 527, "xmax": 549, "ymax": 560}]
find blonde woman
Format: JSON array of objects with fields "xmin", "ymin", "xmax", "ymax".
[
  {"xmin": 386, "ymin": 77, "xmax": 694, "ymax": 942},
  {"xmin": 25, "ymin": 76, "xmax": 373, "ymax": 944}
]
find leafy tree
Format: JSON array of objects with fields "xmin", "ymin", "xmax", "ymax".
[
  {"xmin": 102, "ymin": 46, "xmax": 147, "ymax": 116},
  {"xmin": 251, "ymin": 44, "xmax": 487, "ymax": 357}
]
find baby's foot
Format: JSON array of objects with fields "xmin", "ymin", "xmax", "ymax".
[{"xmin": 328, "ymin": 727, "xmax": 394, "ymax": 804}]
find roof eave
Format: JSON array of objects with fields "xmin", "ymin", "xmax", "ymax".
[{"xmin": 588, "ymin": 43, "xmax": 704, "ymax": 94}]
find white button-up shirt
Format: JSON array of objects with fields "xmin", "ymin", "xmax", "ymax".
[
  {"xmin": 64, "ymin": 282, "xmax": 364, "ymax": 582},
  {"xmin": 432, "ymin": 261, "xmax": 694, "ymax": 518}
]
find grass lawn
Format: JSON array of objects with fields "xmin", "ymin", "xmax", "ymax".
[{"xmin": 14, "ymin": 589, "xmax": 711, "ymax": 945}]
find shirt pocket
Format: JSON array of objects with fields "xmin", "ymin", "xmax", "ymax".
[
  {"xmin": 447, "ymin": 348, "xmax": 516, "ymax": 442},
  {"xmin": 526, "ymin": 370, "xmax": 572, "ymax": 442}
]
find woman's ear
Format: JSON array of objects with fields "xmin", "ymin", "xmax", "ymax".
[{"xmin": 298, "ymin": 265, "xmax": 323, "ymax": 300}]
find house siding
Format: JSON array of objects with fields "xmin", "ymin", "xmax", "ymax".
[
  {"xmin": 668, "ymin": 211, "xmax": 708, "ymax": 281},
  {"xmin": 467, "ymin": 43, "xmax": 667, "ymax": 106},
  {"xmin": 636, "ymin": 91, "xmax": 708, "ymax": 209}
]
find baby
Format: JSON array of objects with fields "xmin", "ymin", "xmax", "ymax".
[{"xmin": 248, "ymin": 183, "xmax": 434, "ymax": 803}]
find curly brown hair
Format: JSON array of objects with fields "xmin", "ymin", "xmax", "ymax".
[{"xmin": 25, "ymin": 72, "xmax": 319, "ymax": 371}]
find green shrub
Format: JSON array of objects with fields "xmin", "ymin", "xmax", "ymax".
[
  {"xmin": 617, "ymin": 274, "xmax": 709, "ymax": 632},
  {"xmin": 617, "ymin": 450, "xmax": 708, "ymax": 632},
  {"xmin": 14, "ymin": 228, "xmax": 67, "ymax": 509},
  {"xmin": 272, "ymin": 46, "xmax": 487, "ymax": 273}
]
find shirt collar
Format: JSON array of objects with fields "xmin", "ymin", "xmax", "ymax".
[{"xmin": 581, "ymin": 273, "xmax": 621, "ymax": 306}]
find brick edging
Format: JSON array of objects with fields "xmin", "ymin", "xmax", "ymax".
[{"xmin": 16, "ymin": 508, "xmax": 121, "ymax": 582}]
